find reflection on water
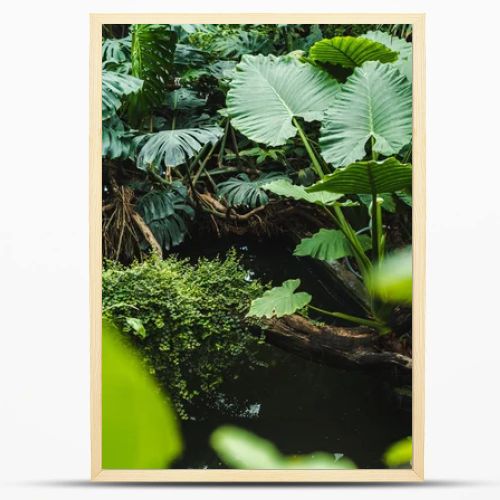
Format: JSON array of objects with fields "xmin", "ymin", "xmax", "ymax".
[{"xmin": 172, "ymin": 236, "xmax": 411, "ymax": 469}]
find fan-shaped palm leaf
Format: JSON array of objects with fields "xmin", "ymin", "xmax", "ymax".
[
  {"xmin": 227, "ymin": 54, "xmax": 340, "ymax": 147},
  {"xmin": 319, "ymin": 61, "xmax": 412, "ymax": 167}
]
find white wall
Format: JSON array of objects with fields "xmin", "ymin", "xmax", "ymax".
[{"xmin": 1, "ymin": 1, "xmax": 499, "ymax": 498}]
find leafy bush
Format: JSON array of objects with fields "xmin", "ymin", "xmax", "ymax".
[{"xmin": 102, "ymin": 251, "xmax": 264, "ymax": 418}]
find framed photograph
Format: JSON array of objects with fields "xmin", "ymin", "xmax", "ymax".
[{"xmin": 90, "ymin": 13, "xmax": 425, "ymax": 482}]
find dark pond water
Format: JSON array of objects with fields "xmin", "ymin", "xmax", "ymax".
[{"xmin": 172, "ymin": 236, "xmax": 411, "ymax": 469}]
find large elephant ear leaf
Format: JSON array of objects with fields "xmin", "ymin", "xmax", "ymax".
[
  {"xmin": 309, "ymin": 36, "xmax": 398, "ymax": 68},
  {"xmin": 102, "ymin": 70, "xmax": 143, "ymax": 120},
  {"xmin": 308, "ymin": 158, "xmax": 412, "ymax": 194},
  {"xmin": 319, "ymin": 61, "xmax": 412, "ymax": 167},
  {"xmin": 136, "ymin": 126, "xmax": 223, "ymax": 170},
  {"xmin": 294, "ymin": 229, "xmax": 371, "ymax": 262},
  {"xmin": 363, "ymin": 30, "xmax": 412, "ymax": 81},
  {"xmin": 246, "ymin": 279, "xmax": 312, "ymax": 319},
  {"xmin": 227, "ymin": 54, "xmax": 340, "ymax": 147}
]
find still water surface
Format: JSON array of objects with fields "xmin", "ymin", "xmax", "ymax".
[{"xmin": 173, "ymin": 237, "xmax": 411, "ymax": 469}]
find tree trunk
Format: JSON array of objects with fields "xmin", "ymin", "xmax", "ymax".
[{"xmin": 263, "ymin": 314, "xmax": 412, "ymax": 371}]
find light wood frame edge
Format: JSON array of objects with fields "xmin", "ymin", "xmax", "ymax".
[{"xmin": 90, "ymin": 12, "xmax": 425, "ymax": 483}]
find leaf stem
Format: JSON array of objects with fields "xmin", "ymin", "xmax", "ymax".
[
  {"xmin": 308, "ymin": 304, "xmax": 386, "ymax": 330},
  {"xmin": 218, "ymin": 119, "xmax": 230, "ymax": 168},
  {"xmin": 331, "ymin": 205, "xmax": 372, "ymax": 273},
  {"xmin": 369, "ymin": 137, "xmax": 382, "ymax": 262},
  {"xmin": 292, "ymin": 117, "xmax": 325, "ymax": 179}
]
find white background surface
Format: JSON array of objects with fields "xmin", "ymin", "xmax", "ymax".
[{"xmin": 1, "ymin": 0, "xmax": 499, "ymax": 498}]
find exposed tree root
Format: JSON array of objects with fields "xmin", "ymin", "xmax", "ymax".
[{"xmin": 102, "ymin": 183, "xmax": 162, "ymax": 263}]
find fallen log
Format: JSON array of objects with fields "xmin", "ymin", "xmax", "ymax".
[{"xmin": 262, "ymin": 314, "xmax": 412, "ymax": 371}]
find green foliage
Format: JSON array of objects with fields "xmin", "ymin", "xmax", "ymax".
[
  {"xmin": 217, "ymin": 172, "xmax": 285, "ymax": 208},
  {"xmin": 212, "ymin": 30, "xmax": 272, "ymax": 59},
  {"xmin": 227, "ymin": 54, "xmax": 340, "ymax": 146},
  {"xmin": 263, "ymin": 178, "xmax": 344, "ymax": 206},
  {"xmin": 247, "ymin": 279, "xmax": 311, "ymax": 319},
  {"xmin": 136, "ymin": 126, "xmax": 223, "ymax": 170},
  {"xmin": 294, "ymin": 228, "xmax": 371, "ymax": 262},
  {"xmin": 102, "ymin": 36, "xmax": 131, "ymax": 68},
  {"xmin": 309, "ymin": 36, "xmax": 398, "ymax": 68},
  {"xmin": 367, "ymin": 247, "xmax": 412, "ymax": 304},
  {"xmin": 363, "ymin": 30, "xmax": 413, "ymax": 81},
  {"xmin": 100, "ymin": 24, "xmax": 413, "ymax": 337},
  {"xmin": 102, "ymin": 70, "xmax": 143, "ymax": 120},
  {"xmin": 319, "ymin": 60, "xmax": 412, "ymax": 166},
  {"xmin": 383, "ymin": 436, "xmax": 412, "ymax": 467},
  {"xmin": 128, "ymin": 24, "xmax": 177, "ymax": 123},
  {"xmin": 102, "ymin": 116, "xmax": 136, "ymax": 159},
  {"xmin": 102, "ymin": 252, "xmax": 264, "ymax": 418},
  {"xmin": 308, "ymin": 158, "xmax": 413, "ymax": 194},
  {"xmin": 134, "ymin": 182, "xmax": 195, "ymax": 252},
  {"xmin": 165, "ymin": 88, "xmax": 207, "ymax": 111},
  {"xmin": 102, "ymin": 319, "xmax": 182, "ymax": 468},
  {"xmin": 211, "ymin": 426, "xmax": 357, "ymax": 469}
]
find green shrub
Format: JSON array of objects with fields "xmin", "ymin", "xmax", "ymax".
[{"xmin": 102, "ymin": 250, "xmax": 264, "ymax": 419}]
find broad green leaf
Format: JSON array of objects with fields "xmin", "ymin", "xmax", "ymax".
[
  {"xmin": 309, "ymin": 36, "xmax": 398, "ymax": 68},
  {"xmin": 102, "ymin": 116, "xmax": 136, "ymax": 160},
  {"xmin": 308, "ymin": 158, "xmax": 412, "ymax": 195},
  {"xmin": 165, "ymin": 88, "xmax": 207, "ymax": 111},
  {"xmin": 397, "ymin": 191, "xmax": 412, "ymax": 206},
  {"xmin": 367, "ymin": 247, "xmax": 412, "ymax": 304},
  {"xmin": 211, "ymin": 426, "xmax": 356, "ymax": 469},
  {"xmin": 263, "ymin": 179, "xmax": 343, "ymax": 206},
  {"xmin": 227, "ymin": 54, "xmax": 340, "ymax": 146},
  {"xmin": 217, "ymin": 173, "xmax": 286, "ymax": 208},
  {"xmin": 136, "ymin": 126, "xmax": 223, "ymax": 169},
  {"xmin": 319, "ymin": 61, "xmax": 412, "ymax": 167},
  {"xmin": 363, "ymin": 30, "xmax": 412, "ymax": 81},
  {"xmin": 294, "ymin": 229, "xmax": 371, "ymax": 262},
  {"xmin": 383, "ymin": 437, "xmax": 412, "ymax": 467},
  {"xmin": 125, "ymin": 317, "xmax": 147, "ymax": 339},
  {"xmin": 102, "ymin": 36, "xmax": 131, "ymax": 66},
  {"xmin": 135, "ymin": 183, "xmax": 195, "ymax": 251},
  {"xmin": 212, "ymin": 30, "xmax": 272, "ymax": 59},
  {"xmin": 128, "ymin": 24, "xmax": 177, "ymax": 124},
  {"xmin": 102, "ymin": 319, "xmax": 182, "ymax": 468},
  {"xmin": 246, "ymin": 279, "xmax": 311, "ymax": 319},
  {"xmin": 102, "ymin": 70, "xmax": 143, "ymax": 120}
]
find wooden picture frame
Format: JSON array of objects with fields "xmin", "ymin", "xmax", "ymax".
[{"xmin": 90, "ymin": 13, "xmax": 425, "ymax": 482}]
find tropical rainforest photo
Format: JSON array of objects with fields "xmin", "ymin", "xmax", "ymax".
[{"xmin": 100, "ymin": 22, "xmax": 414, "ymax": 470}]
